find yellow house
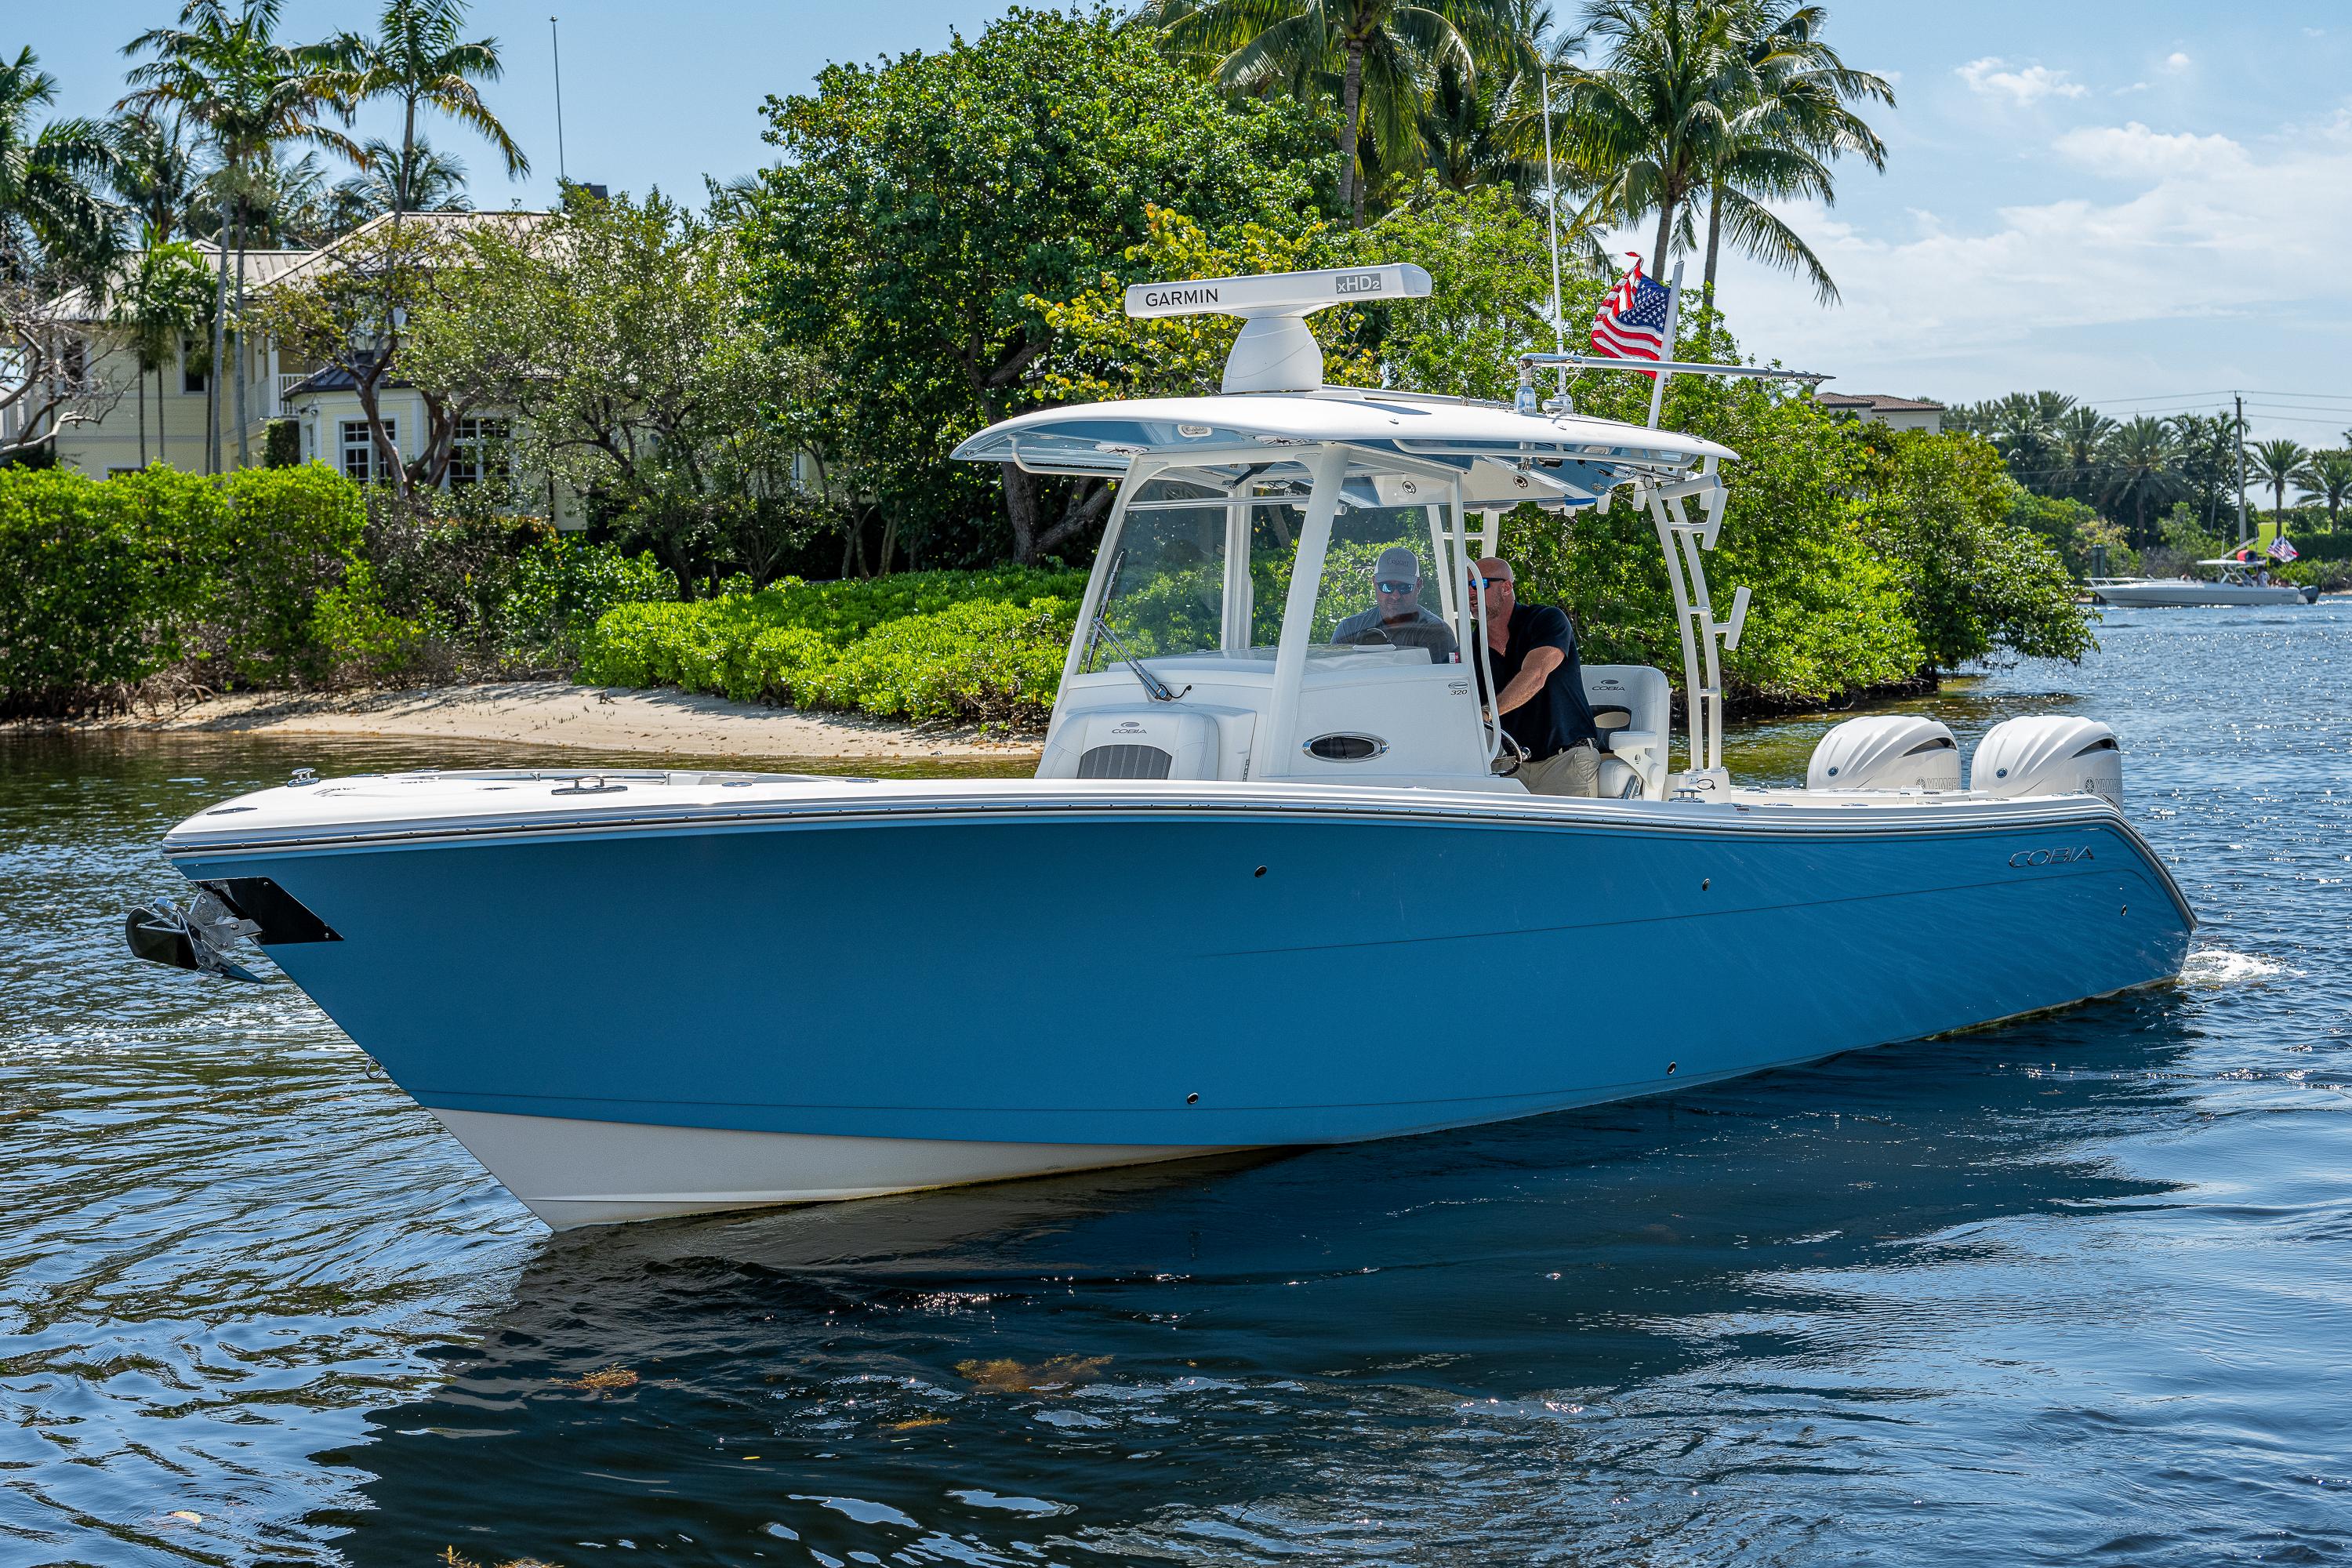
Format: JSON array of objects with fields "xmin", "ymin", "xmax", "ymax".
[
  {"xmin": 13, "ymin": 241, "xmax": 311, "ymax": 477},
  {"xmin": 11, "ymin": 213, "xmax": 583, "ymax": 526}
]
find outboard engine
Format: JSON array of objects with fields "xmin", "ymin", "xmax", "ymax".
[
  {"xmin": 1806, "ymin": 715, "xmax": 1961, "ymax": 791},
  {"xmin": 1969, "ymin": 716, "xmax": 2122, "ymax": 805}
]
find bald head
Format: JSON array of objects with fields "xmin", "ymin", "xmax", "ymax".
[{"xmin": 1472, "ymin": 556, "xmax": 1518, "ymax": 619}]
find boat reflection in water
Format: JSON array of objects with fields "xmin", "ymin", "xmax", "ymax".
[{"xmin": 318, "ymin": 988, "xmax": 2204, "ymax": 1565}]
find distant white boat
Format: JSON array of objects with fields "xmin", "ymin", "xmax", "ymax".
[{"xmin": 2090, "ymin": 560, "xmax": 2316, "ymax": 607}]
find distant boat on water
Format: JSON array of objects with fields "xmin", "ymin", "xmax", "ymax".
[{"xmin": 2089, "ymin": 560, "xmax": 2317, "ymax": 607}]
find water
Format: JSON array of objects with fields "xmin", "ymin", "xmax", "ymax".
[{"xmin": 5, "ymin": 604, "xmax": 2350, "ymax": 1566}]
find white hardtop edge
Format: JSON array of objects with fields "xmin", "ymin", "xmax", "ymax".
[
  {"xmin": 949, "ymin": 389, "xmax": 1737, "ymax": 472},
  {"xmin": 162, "ymin": 768, "xmax": 2125, "ymax": 855}
]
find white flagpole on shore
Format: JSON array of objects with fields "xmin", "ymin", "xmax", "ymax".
[{"xmin": 1646, "ymin": 260, "xmax": 1683, "ymax": 429}]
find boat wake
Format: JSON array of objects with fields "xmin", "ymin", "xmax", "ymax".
[{"xmin": 2181, "ymin": 946, "xmax": 2292, "ymax": 987}]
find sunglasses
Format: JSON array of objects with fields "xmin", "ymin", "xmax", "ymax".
[
  {"xmin": 1374, "ymin": 580, "xmax": 1418, "ymax": 594},
  {"xmin": 1474, "ymin": 575, "xmax": 1512, "ymax": 588}
]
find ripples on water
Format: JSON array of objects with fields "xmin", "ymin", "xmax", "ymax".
[{"xmin": 4, "ymin": 605, "xmax": 2350, "ymax": 1566}]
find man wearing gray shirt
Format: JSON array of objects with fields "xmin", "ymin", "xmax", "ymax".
[{"xmin": 1330, "ymin": 546, "xmax": 1459, "ymax": 663}]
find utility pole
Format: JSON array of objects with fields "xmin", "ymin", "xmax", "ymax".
[{"xmin": 2234, "ymin": 392, "xmax": 2249, "ymax": 547}]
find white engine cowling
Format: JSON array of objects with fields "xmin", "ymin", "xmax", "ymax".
[
  {"xmin": 1969, "ymin": 716, "xmax": 2122, "ymax": 805},
  {"xmin": 1806, "ymin": 715, "xmax": 1961, "ymax": 791}
]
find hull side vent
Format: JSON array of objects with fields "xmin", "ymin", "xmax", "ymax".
[
  {"xmin": 1304, "ymin": 733, "xmax": 1387, "ymax": 762},
  {"xmin": 1076, "ymin": 744, "xmax": 1174, "ymax": 780}
]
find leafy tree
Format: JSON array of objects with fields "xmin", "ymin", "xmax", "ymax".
[
  {"xmin": 1857, "ymin": 428, "xmax": 2092, "ymax": 673},
  {"xmin": 746, "ymin": 8, "xmax": 1329, "ymax": 564},
  {"xmin": 2245, "ymin": 437, "xmax": 2310, "ymax": 538},
  {"xmin": 257, "ymin": 212, "xmax": 488, "ymax": 496},
  {"xmin": 2006, "ymin": 488, "xmax": 2114, "ymax": 580},
  {"xmin": 401, "ymin": 190, "xmax": 803, "ymax": 593},
  {"xmin": 122, "ymin": 0, "xmax": 357, "ymax": 472},
  {"xmin": 314, "ymin": 0, "xmax": 524, "ymax": 218},
  {"xmin": 1140, "ymin": 0, "xmax": 1522, "ymax": 225}
]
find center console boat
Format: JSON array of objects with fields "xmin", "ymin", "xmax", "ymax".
[{"xmin": 131, "ymin": 266, "xmax": 2194, "ymax": 1228}]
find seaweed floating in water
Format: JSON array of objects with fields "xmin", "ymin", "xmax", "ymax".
[
  {"xmin": 955, "ymin": 1355, "xmax": 1109, "ymax": 1392},
  {"xmin": 560, "ymin": 1363, "xmax": 639, "ymax": 1396}
]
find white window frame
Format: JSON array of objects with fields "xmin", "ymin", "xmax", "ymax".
[{"xmin": 340, "ymin": 418, "xmax": 395, "ymax": 483}]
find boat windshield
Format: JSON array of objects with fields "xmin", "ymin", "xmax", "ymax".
[
  {"xmin": 1304, "ymin": 501, "xmax": 1463, "ymax": 665},
  {"xmin": 1080, "ymin": 477, "xmax": 1305, "ymax": 670}
]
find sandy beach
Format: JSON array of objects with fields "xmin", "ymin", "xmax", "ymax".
[{"xmin": 47, "ymin": 682, "xmax": 1044, "ymax": 763}]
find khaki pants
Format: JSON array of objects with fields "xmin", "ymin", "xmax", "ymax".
[{"xmin": 1504, "ymin": 741, "xmax": 1600, "ymax": 797}]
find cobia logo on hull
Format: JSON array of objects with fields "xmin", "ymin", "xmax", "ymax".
[{"xmin": 2009, "ymin": 846, "xmax": 2095, "ymax": 868}]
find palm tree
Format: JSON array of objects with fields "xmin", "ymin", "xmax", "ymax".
[
  {"xmin": 2245, "ymin": 437, "xmax": 2309, "ymax": 539},
  {"xmin": 314, "ymin": 0, "xmax": 524, "ymax": 219},
  {"xmin": 1695, "ymin": 2, "xmax": 1890, "ymax": 318},
  {"xmin": 2168, "ymin": 411, "xmax": 2241, "ymax": 532},
  {"xmin": 1, "ymin": 47, "xmax": 125, "ymax": 279},
  {"xmin": 108, "ymin": 111, "xmax": 205, "ymax": 247},
  {"xmin": 2101, "ymin": 416, "xmax": 2183, "ymax": 547},
  {"xmin": 1140, "ymin": 0, "xmax": 1520, "ymax": 224},
  {"xmin": 108, "ymin": 230, "xmax": 212, "ymax": 465},
  {"xmin": 333, "ymin": 135, "xmax": 470, "ymax": 224},
  {"xmin": 2303, "ymin": 450, "xmax": 2352, "ymax": 532},
  {"xmin": 2050, "ymin": 405, "xmax": 2113, "ymax": 504},
  {"xmin": 123, "ymin": 1, "xmax": 356, "ymax": 473},
  {"xmin": 1981, "ymin": 390, "xmax": 2071, "ymax": 482},
  {"xmin": 1563, "ymin": 0, "xmax": 1748, "ymax": 279}
]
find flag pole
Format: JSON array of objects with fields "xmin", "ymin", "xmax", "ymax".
[
  {"xmin": 1541, "ymin": 65, "xmax": 1565, "ymax": 361},
  {"xmin": 1646, "ymin": 260, "xmax": 1683, "ymax": 430}
]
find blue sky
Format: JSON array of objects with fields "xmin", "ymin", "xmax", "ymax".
[{"xmin": 20, "ymin": 2, "xmax": 2351, "ymax": 441}]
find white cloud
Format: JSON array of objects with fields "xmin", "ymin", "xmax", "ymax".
[
  {"xmin": 2055, "ymin": 122, "xmax": 2245, "ymax": 180},
  {"xmin": 1678, "ymin": 111, "xmax": 2352, "ymax": 402},
  {"xmin": 1956, "ymin": 56, "xmax": 2090, "ymax": 105},
  {"xmin": 2161, "ymin": 51, "xmax": 2192, "ymax": 72}
]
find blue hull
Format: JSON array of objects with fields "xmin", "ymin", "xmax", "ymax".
[{"xmin": 172, "ymin": 800, "xmax": 2194, "ymax": 1150}]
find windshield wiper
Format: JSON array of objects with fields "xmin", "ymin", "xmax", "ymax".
[
  {"xmin": 1090, "ymin": 550, "xmax": 1190, "ymax": 703},
  {"xmin": 1093, "ymin": 612, "xmax": 1190, "ymax": 702}
]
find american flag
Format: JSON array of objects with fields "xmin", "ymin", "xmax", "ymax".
[
  {"xmin": 2268, "ymin": 535, "xmax": 2299, "ymax": 562},
  {"xmin": 1591, "ymin": 255, "xmax": 1671, "ymax": 375}
]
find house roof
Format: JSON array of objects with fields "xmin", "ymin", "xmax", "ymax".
[
  {"xmin": 1815, "ymin": 392, "xmax": 1947, "ymax": 414},
  {"xmin": 263, "ymin": 209, "xmax": 552, "ymax": 290},
  {"xmin": 281, "ymin": 364, "xmax": 410, "ymax": 399},
  {"xmin": 46, "ymin": 246, "xmax": 312, "ymax": 321}
]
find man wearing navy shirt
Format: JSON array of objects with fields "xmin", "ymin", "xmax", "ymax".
[{"xmin": 1471, "ymin": 556, "xmax": 1601, "ymax": 797}]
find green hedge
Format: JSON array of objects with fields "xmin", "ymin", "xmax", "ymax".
[
  {"xmin": 0, "ymin": 463, "xmax": 365, "ymax": 713},
  {"xmin": 576, "ymin": 567, "xmax": 1083, "ymax": 726},
  {"xmin": 0, "ymin": 469, "xmax": 166, "ymax": 710}
]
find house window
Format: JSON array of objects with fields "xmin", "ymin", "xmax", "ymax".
[
  {"xmin": 447, "ymin": 417, "xmax": 510, "ymax": 486},
  {"xmin": 62, "ymin": 336, "xmax": 86, "ymax": 385},
  {"xmin": 181, "ymin": 339, "xmax": 206, "ymax": 394},
  {"xmin": 341, "ymin": 419, "xmax": 394, "ymax": 482}
]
